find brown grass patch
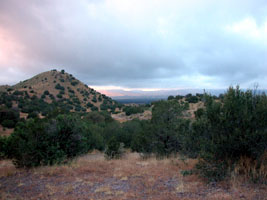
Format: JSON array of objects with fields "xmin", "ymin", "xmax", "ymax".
[
  {"xmin": 0, "ymin": 159, "xmax": 18, "ymax": 178},
  {"xmin": 0, "ymin": 125, "xmax": 13, "ymax": 136},
  {"xmin": 230, "ymin": 152, "xmax": 267, "ymax": 184},
  {"xmin": 0, "ymin": 152, "xmax": 266, "ymax": 200},
  {"xmin": 111, "ymin": 110, "xmax": 152, "ymax": 123}
]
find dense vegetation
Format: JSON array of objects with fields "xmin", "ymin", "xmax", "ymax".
[
  {"xmin": 0, "ymin": 86, "xmax": 266, "ymax": 183},
  {"xmin": 193, "ymin": 87, "xmax": 267, "ymax": 182}
]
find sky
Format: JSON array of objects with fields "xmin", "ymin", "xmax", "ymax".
[{"xmin": 0, "ymin": 0, "xmax": 267, "ymax": 96}]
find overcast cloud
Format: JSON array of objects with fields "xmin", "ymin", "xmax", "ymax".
[{"xmin": 0, "ymin": 0, "xmax": 266, "ymax": 90}]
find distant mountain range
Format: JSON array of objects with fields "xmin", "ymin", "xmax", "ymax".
[
  {"xmin": 104, "ymin": 88, "xmax": 267, "ymax": 104},
  {"xmin": 108, "ymin": 89, "xmax": 226, "ymax": 99}
]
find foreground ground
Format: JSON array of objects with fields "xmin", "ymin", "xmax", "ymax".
[{"xmin": 0, "ymin": 152, "xmax": 266, "ymax": 200}]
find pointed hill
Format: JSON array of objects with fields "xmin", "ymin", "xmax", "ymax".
[{"xmin": 0, "ymin": 69, "xmax": 121, "ymax": 115}]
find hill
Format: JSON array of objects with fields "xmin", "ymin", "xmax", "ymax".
[
  {"xmin": 0, "ymin": 69, "xmax": 123, "ymax": 136},
  {"xmin": 0, "ymin": 69, "xmax": 120, "ymax": 113}
]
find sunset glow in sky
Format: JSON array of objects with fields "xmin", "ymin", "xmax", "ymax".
[{"xmin": 0, "ymin": 0, "xmax": 267, "ymax": 95}]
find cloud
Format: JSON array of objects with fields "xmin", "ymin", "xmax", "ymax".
[{"xmin": 0, "ymin": 0, "xmax": 267, "ymax": 90}]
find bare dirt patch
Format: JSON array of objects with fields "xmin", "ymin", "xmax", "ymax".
[{"xmin": 0, "ymin": 125, "xmax": 13, "ymax": 137}]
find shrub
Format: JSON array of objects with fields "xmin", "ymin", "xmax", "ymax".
[
  {"xmin": 86, "ymin": 102, "xmax": 94, "ymax": 108},
  {"xmin": 83, "ymin": 112, "xmax": 105, "ymax": 124},
  {"xmin": 175, "ymin": 95, "xmax": 184, "ymax": 100},
  {"xmin": 92, "ymin": 96, "xmax": 97, "ymax": 103},
  {"xmin": 0, "ymin": 107, "xmax": 20, "ymax": 125},
  {"xmin": 49, "ymin": 94, "xmax": 55, "ymax": 99},
  {"xmin": 185, "ymin": 95, "xmax": 199, "ymax": 103},
  {"xmin": 68, "ymin": 89, "xmax": 75, "ymax": 94},
  {"xmin": 27, "ymin": 111, "xmax": 39, "ymax": 119},
  {"xmin": 120, "ymin": 119, "xmax": 142, "ymax": 148},
  {"xmin": 100, "ymin": 103, "xmax": 108, "ymax": 111},
  {"xmin": 131, "ymin": 121, "xmax": 153, "ymax": 155},
  {"xmin": 123, "ymin": 106, "xmax": 144, "ymax": 116},
  {"xmin": 75, "ymin": 106, "xmax": 81, "ymax": 112},
  {"xmin": 8, "ymin": 115, "xmax": 88, "ymax": 168},
  {"xmin": 44, "ymin": 90, "xmax": 49, "ymax": 95},
  {"xmin": 71, "ymin": 81, "xmax": 79, "ymax": 86},
  {"xmin": 167, "ymin": 95, "xmax": 175, "ymax": 100},
  {"xmin": 193, "ymin": 86, "xmax": 267, "ymax": 182},
  {"xmin": 194, "ymin": 108, "xmax": 204, "ymax": 119},
  {"xmin": 91, "ymin": 106, "xmax": 98, "ymax": 111},
  {"xmin": 55, "ymin": 83, "xmax": 65, "ymax": 90},
  {"xmin": 105, "ymin": 137, "xmax": 124, "ymax": 159},
  {"xmin": 1, "ymin": 119, "xmax": 16, "ymax": 128},
  {"xmin": 5, "ymin": 101, "xmax": 12, "ymax": 108},
  {"xmin": 130, "ymin": 100, "xmax": 190, "ymax": 157},
  {"xmin": 150, "ymin": 100, "xmax": 190, "ymax": 157},
  {"xmin": 13, "ymin": 90, "xmax": 23, "ymax": 96}
]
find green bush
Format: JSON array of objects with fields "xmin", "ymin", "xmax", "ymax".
[
  {"xmin": 86, "ymin": 102, "xmax": 94, "ymax": 108},
  {"xmin": 86, "ymin": 113, "xmax": 105, "ymax": 124},
  {"xmin": 131, "ymin": 121, "xmax": 153, "ymax": 155},
  {"xmin": 49, "ymin": 94, "xmax": 55, "ymax": 99},
  {"xmin": 1, "ymin": 119, "xmax": 16, "ymax": 128},
  {"xmin": 8, "ymin": 115, "xmax": 89, "ymax": 168},
  {"xmin": 100, "ymin": 103, "xmax": 108, "ymax": 111},
  {"xmin": 105, "ymin": 137, "xmax": 124, "ymax": 159},
  {"xmin": 167, "ymin": 95, "xmax": 175, "ymax": 100},
  {"xmin": 13, "ymin": 90, "xmax": 23, "ymax": 96},
  {"xmin": 91, "ymin": 106, "xmax": 98, "ymax": 111},
  {"xmin": 175, "ymin": 95, "xmax": 184, "ymax": 100},
  {"xmin": 0, "ymin": 107, "xmax": 20, "ymax": 126},
  {"xmin": 193, "ymin": 86, "xmax": 267, "ymax": 181},
  {"xmin": 27, "ymin": 111, "xmax": 39, "ymax": 119},
  {"xmin": 119, "ymin": 120, "xmax": 142, "ymax": 148},
  {"xmin": 123, "ymin": 106, "xmax": 144, "ymax": 116},
  {"xmin": 92, "ymin": 96, "xmax": 97, "ymax": 103},
  {"xmin": 57, "ymin": 94, "xmax": 63, "ymax": 98},
  {"xmin": 150, "ymin": 100, "xmax": 190, "ymax": 157},
  {"xmin": 132, "ymin": 100, "xmax": 190, "ymax": 157},
  {"xmin": 44, "ymin": 90, "xmax": 49, "ymax": 95},
  {"xmin": 71, "ymin": 81, "xmax": 79, "ymax": 86},
  {"xmin": 185, "ymin": 95, "xmax": 199, "ymax": 103},
  {"xmin": 55, "ymin": 83, "xmax": 65, "ymax": 90}
]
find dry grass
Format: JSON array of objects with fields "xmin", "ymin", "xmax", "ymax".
[
  {"xmin": 111, "ymin": 110, "xmax": 152, "ymax": 123},
  {"xmin": 0, "ymin": 160, "xmax": 18, "ymax": 178},
  {"xmin": 182, "ymin": 101, "xmax": 204, "ymax": 119},
  {"xmin": 231, "ymin": 151, "xmax": 267, "ymax": 184},
  {"xmin": 0, "ymin": 152, "xmax": 266, "ymax": 200}
]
